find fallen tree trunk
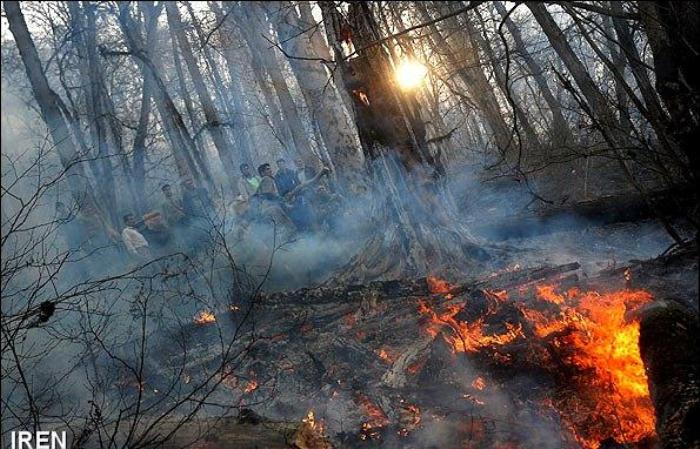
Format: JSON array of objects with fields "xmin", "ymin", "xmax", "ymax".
[
  {"xmin": 477, "ymin": 186, "xmax": 694, "ymax": 240},
  {"xmin": 639, "ymin": 300, "xmax": 700, "ymax": 449}
]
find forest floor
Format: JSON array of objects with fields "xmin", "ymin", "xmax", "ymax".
[{"xmin": 158, "ymin": 218, "xmax": 697, "ymax": 449}]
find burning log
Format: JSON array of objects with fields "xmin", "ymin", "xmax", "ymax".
[{"xmin": 638, "ymin": 300, "xmax": 700, "ymax": 449}]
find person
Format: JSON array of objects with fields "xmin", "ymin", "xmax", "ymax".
[
  {"xmin": 255, "ymin": 163, "xmax": 296, "ymax": 234},
  {"xmin": 238, "ymin": 163, "xmax": 261, "ymax": 201},
  {"xmin": 182, "ymin": 178, "xmax": 214, "ymax": 220},
  {"xmin": 160, "ymin": 184, "xmax": 187, "ymax": 226},
  {"xmin": 140, "ymin": 211, "xmax": 174, "ymax": 257},
  {"xmin": 274, "ymin": 158, "xmax": 300, "ymax": 197},
  {"xmin": 257, "ymin": 163, "xmax": 279, "ymax": 201},
  {"xmin": 121, "ymin": 213, "xmax": 151, "ymax": 260}
]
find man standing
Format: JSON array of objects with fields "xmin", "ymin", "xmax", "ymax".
[
  {"xmin": 160, "ymin": 184, "xmax": 186, "ymax": 226},
  {"xmin": 238, "ymin": 163, "xmax": 261, "ymax": 200},
  {"xmin": 182, "ymin": 178, "xmax": 214, "ymax": 220},
  {"xmin": 274, "ymin": 158, "xmax": 300, "ymax": 197},
  {"xmin": 121, "ymin": 213, "xmax": 151, "ymax": 260}
]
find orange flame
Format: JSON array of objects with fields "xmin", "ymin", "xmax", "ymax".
[
  {"xmin": 525, "ymin": 285, "xmax": 656, "ymax": 447},
  {"xmin": 427, "ymin": 275, "xmax": 454, "ymax": 294},
  {"xmin": 357, "ymin": 394, "xmax": 389, "ymax": 440},
  {"xmin": 471, "ymin": 376, "xmax": 486, "ymax": 390},
  {"xmin": 243, "ymin": 379, "xmax": 258, "ymax": 394},
  {"xmin": 376, "ymin": 347, "xmax": 397, "ymax": 364},
  {"xmin": 194, "ymin": 309, "xmax": 216, "ymax": 325},
  {"xmin": 418, "ymin": 300, "xmax": 523, "ymax": 353}
]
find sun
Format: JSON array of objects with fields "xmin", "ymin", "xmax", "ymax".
[{"xmin": 395, "ymin": 60, "xmax": 428, "ymax": 90}]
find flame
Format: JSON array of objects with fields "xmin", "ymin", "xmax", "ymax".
[
  {"xmin": 376, "ymin": 347, "xmax": 397, "ymax": 364},
  {"xmin": 193, "ymin": 309, "xmax": 216, "ymax": 325},
  {"xmin": 522, "ymin": 285, "xmax": 656, "ymax": 447},
  {"xmin": 243, "ymin": 379, "xmax": 258, "ymax": 394},
  {"xmin": 471, "ymin": 376, "xmax": 486, "ymax": 390},
  {"xmin": 357, "ymin": 394, "xmax": 389, "ymax": 440},
  {"xmin": 418, "ymin": 300, "xmax": 523, "ymax": 353},
  {"xmin": 535, "ymin": 283, "xmax": 566, "ymax": 304},
  {"xmin": 427, "ymin": 275, "xmax": 454, "ymax": 294},
  {"xmin": 418, "ymin": 281, "xmax": 656, "ymax": 447},
  {"xmin": 397, "ymin": 402, "xmax": 421, "ymax": 437},
  {"xmin": 294, "ymin": 410, "xmax": 331, "ymax": 449}
]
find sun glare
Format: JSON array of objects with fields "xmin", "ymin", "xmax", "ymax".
[{"xmin": 395, "ymin": 60, "xmax": 428, "ymax": 90}]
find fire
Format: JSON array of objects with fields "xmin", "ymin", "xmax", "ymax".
[
  {"xmin": 471, "ymin": 376, "xmax": 486, "ymax": 390},
  {"xmin": 418, "ymin": 300, "xmax": 523, "ymax": 353},
  {"xmin": 293, "ymin": 410, "xmax": 331, "ymax": 449},
  {"xmin": 193, "ymin": 309, "xmax": 216, "ymax": 325},
  {"xmin": 523, "ymin": 285, "xmax": 656, "ymax": 447},
  {"xmin": 535, "ymin": 283, "xmax": 565, "ymax": 304},
  {"xmin": 427, "ymin": 275, "xmax": 454, "ymax": 294},
  {"xmin": 397, "ymin": 402, "xmax": 421, "ymax": 437},
  {"xmin": 357, "ymin": 394, "xmax": 389, "ymax": 440},
  {"xmin": 243, "ymin": 379, "xmax": 258, "ymax": 394},
  {"xmin": 418, "ymin": 280, "xmax": 656, "ymax": 447},
  {"xmin": 376, "ymin": 347, "xmax": 397, "ymax": 364}
]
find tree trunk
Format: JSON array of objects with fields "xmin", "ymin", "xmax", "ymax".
[
  {"xmin": 67, "ymin": 1, "xmax": 119, "ymax": 225},
  {"xmin": 417, "ymin": 4, "xmax": 513, "ymax": 155},
  {"xmin": 493, "ymin": 1, "xmax": 574, "ymax": 147},
  {"xmin": 320, "ymin": 2, "xmax": 489, "ymax": 281},
  {"xmin": 165, "ymin": 1, "xmax": 236, "ymax": 185},
  {"xmin": 270, "ymin": 1, "xmax": 365, "ymax": 187},
  {"xmin": 235, "ymin": 4, "xmax": 316, "ymax": 163},
  {"xmin": 637, "ymin": 1, "xmax": 699, "ymax": 186},
  {"xmin": 528, "ymin": 2, "xmax": 684, "ymax": 244},
  {"xmin": 5, "ymin": 1, "xmax": 114, "ymax": 238},
  {"xmin": 465, "ymin": 8, "xmax": 542, "ymax": 149},
  {"xmin": 118, "ymin": 2, "xmax": 207, "ymax": 186},
  {"xmin": 185, "ymin": 2, "xmax": 246, "ymax": 166}
]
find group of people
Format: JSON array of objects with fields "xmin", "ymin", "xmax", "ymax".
[
  {"xmin": 116, "ymin": 158, "xmax": 335, "ymax": 263},
  {"xmin": 120, "ymin": 178, "xmax": 215, "ymax": 261},
  {"xmin": 235, "ymin": 158, "xmax": 334, "ymax": 234},
  {"xmin": 55, "ymin": 158, "xmax": 338, "ymax": 268}
]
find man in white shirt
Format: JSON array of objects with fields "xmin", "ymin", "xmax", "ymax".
[{"xmin": 121, "ymin": 214, "xmax": 151, "ymax": 259}]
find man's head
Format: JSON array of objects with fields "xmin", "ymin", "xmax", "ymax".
[
  {"xmin": 123, "ymin": 213, "xmax": 136, "ymax": 227},
  {"xmin": 161, "ymin": 184, "xmax": 172, "ymax": 198},
  {"xmin": 276, "ymin": 158, "xmax": 287, "ymax": 171},
  {"xmin": 294, "ymin": 158, "xmax": 305, "ymax": 171},
  {"xmin": 240, "ymin": 163, "xmax": 252, "ymax": 178},
  {"xmin": 258, "ymin": 163, "xmax": 272, "ymax": 178}
]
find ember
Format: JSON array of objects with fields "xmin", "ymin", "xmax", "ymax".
[
  {"xmin": 427, "ymin": 275, "xmax": 454, "ymax": 294},
  {"xmin": 418, "ymin": 300, "xmax": 524, "ymax": 352},
  {"xmin": 193, "ymin": 309, "xmax": 216, "ymax": 325},
  {"xmin": 376, "ymin": 347, "xmax": 397, "ymax": 364},
  {"xmin": 397, "ymin": 402, "xmax": 421, "ymax": 437},
  {"xmin": 243, "ymin": 379, "xmax": 258, "ymax": 394},
  {"xmin": 357, "ymin": 394, "xmax": 389, "ymax": 440},
  {"xmin": 471, "ymin": 376, "xmax": 486, "ymax": 390}
]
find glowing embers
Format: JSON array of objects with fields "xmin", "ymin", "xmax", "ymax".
[
  {"xmin": 417, "ymin": 299, "xmax": 524, "ymax": 353},
  {"xmin": 427, "ymin": 275, "xmax": 454, "ymax": 295},
  {"xmin": 243, "ymin": 378, "xmax": 259, "ymax": 394},
  {"xmin": 193, "ymin": 309, "xmax": 216, "ymax": 325},
  {"xmin": 356, "ymin": 394, "xmax": 389, "ymax": 441}
]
